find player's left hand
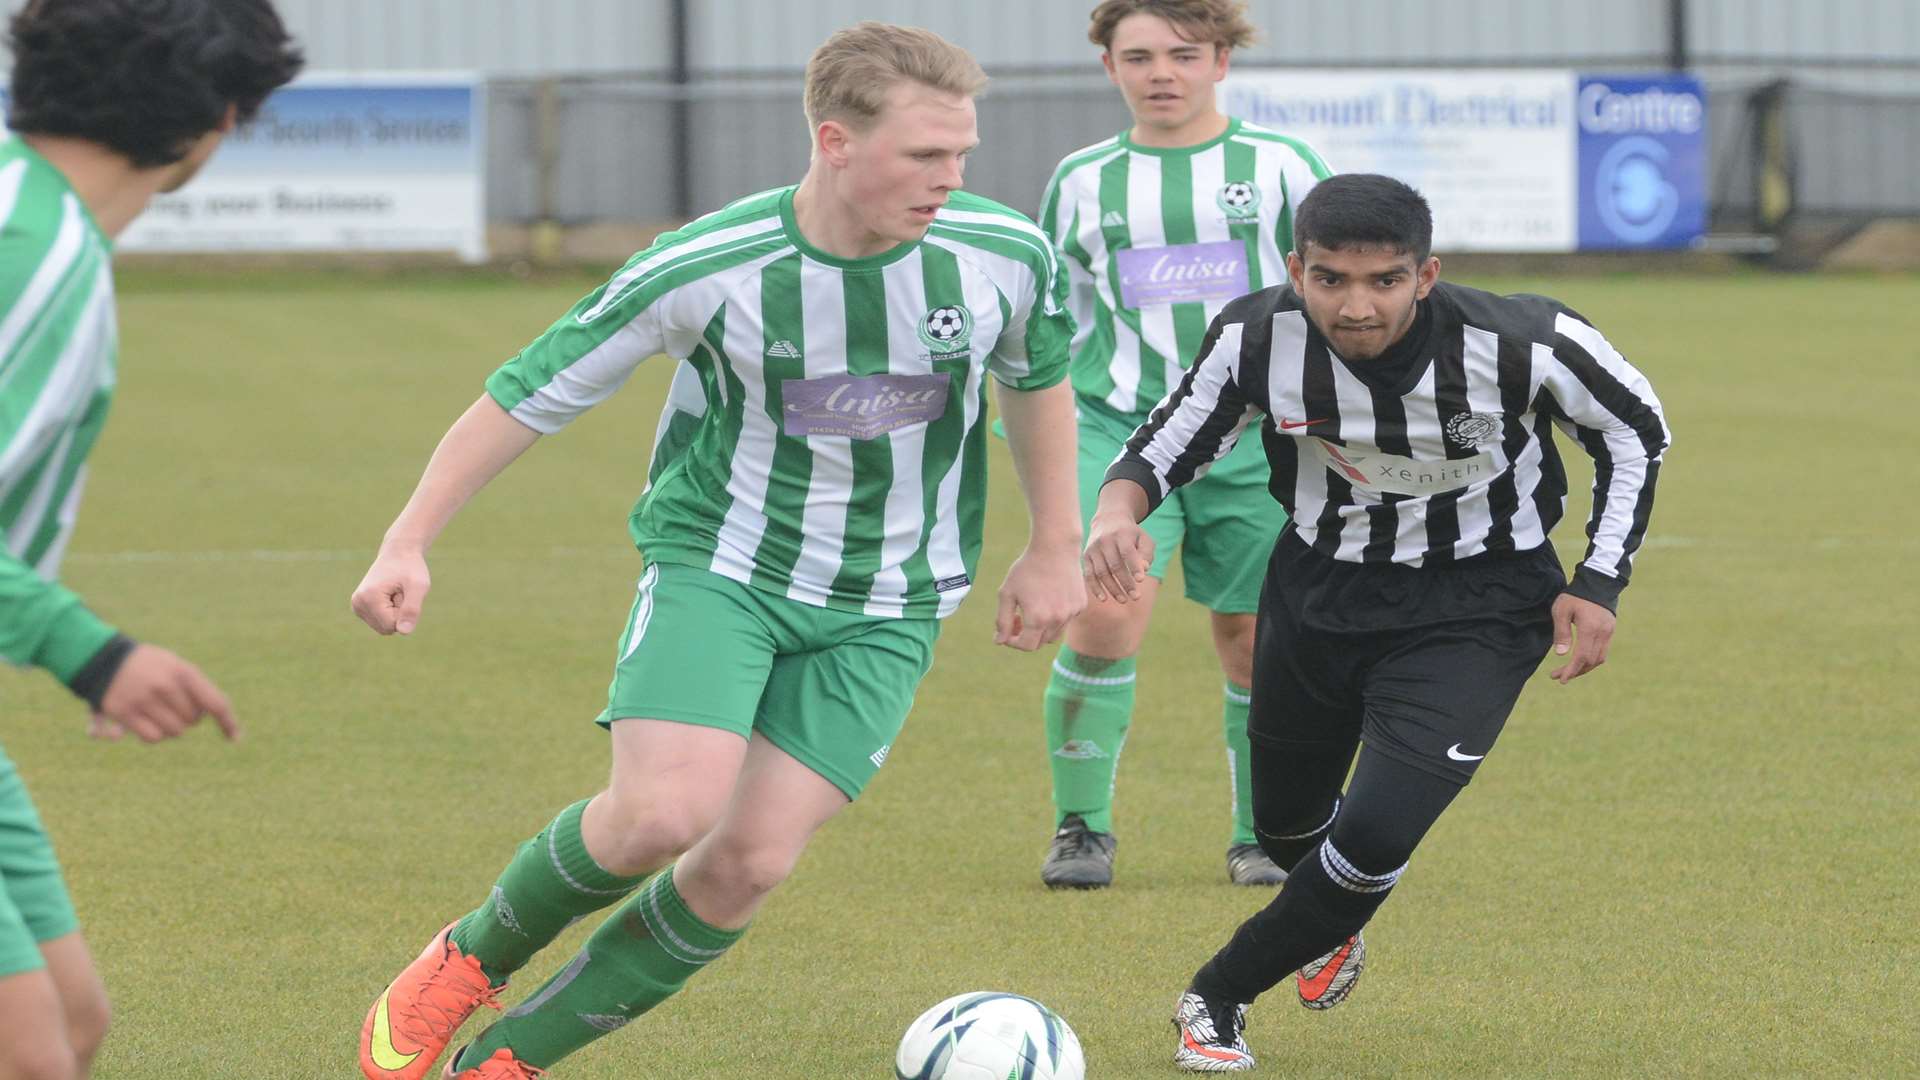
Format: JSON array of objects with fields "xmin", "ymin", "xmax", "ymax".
[
  {"xmin": 995, "ymin": 542, "xmax": 1087, "ymax": 651},
  {"xmin": 1549, "ymin": 592, "xmax": 1615, "ymax": 683}
]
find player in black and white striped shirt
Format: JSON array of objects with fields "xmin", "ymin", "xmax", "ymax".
[{"xmin": 1081, "ymin": 175, "xmax": 1671, "ymax": 1072}]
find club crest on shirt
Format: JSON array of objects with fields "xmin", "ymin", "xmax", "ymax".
[
  {"xmin": 1216, "ymin": 181, "xmax": 1261, "ymax": 221},
  {"xmin": 918, "ymin": 305, "xmax": 973, "ymax": 356},
  {"xmin": 1444, "ymin": 411, "xmax": 1503, "ymax": 448}
]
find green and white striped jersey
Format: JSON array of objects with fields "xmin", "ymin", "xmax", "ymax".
[
  {"xmin": 1038, "ymin": 118, "xmax": 1331, "ymax": 421},
  {"xmin": 0, "ymin": 137, "xmax": 121, "ymax": 683},
  {"xmin": 488, "ymin": 186, "xmax": 1071, "ymax": 620}
]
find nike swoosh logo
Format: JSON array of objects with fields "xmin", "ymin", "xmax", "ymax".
[
  {"xmin": 1298, "ymin": 939, "xmax": 1354, "ymax": 1001},
  {"xmin": 1182, "ymin": 1029, "xmax": 1245, "ymax": 1062},
  {"xmin": 1446, "ymin": 743, "xmax": 1485, "ymax": 762},
  {"xmin": 369, "ymin": 990, "xmax": 422, "ymax": 1072},
  {"xmin": 1278, "ymin": 418, "xmax": 1328, "ymax": 430}
]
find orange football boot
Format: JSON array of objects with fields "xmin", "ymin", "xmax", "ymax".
[
  {"xmin": 444, "ymin": 1047, "xmax": 545, "ymax": 1079},
  {"xmin": 360, "ymin": 923, "xmax": 506, "ymax": 1080}
]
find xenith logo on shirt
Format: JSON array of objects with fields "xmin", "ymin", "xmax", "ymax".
[
  {"xmin": 1216, "ymin": 181, "xmax": 1261, "ymax": 221},
  {"xmin": 1309, "ymin": 438, "xmax": 1501, "ymax": 499},
  {"xmin": 918, "ymin": 305, "xmax": 973, "ymax": 355}
]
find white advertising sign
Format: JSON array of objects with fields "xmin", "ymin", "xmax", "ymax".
[
  {"xmin": 114, "ymin": 73, "xmax": 487, "ymax": 261},
  {"xmin": 1223, "ymin": 70, "xmax": 1577, "ymax": 252}
]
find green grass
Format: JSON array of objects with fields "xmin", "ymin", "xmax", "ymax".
[{"xmin": 1, "ymin": 269, "xmax": 1915, "ymax": 1077}]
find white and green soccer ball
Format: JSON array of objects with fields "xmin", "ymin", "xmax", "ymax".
[{"xmin": 895, "ymin": 992, "xmax": 1086, "ymax": 1080}]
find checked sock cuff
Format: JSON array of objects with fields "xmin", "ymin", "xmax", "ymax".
[
  {"xmin": 545, "ymin": 799, "xmax": 641, "ymax": 897},
  {"xmin": 632, "ymin": 867, "xmax": 745, "ymax": 967}
]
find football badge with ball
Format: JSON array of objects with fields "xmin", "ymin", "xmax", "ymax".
[
  {"xmin": 919, "ymin": 305, "xmax": 973, "ymax": 356},
  {"xmin": 896, "ymin": 992, "xmax": 1086, "ymax": 1080}
]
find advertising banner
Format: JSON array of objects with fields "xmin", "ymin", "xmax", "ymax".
[
  {"xmin": 2, "ymin": 74, "xmax": 487, "ymax": 261},
  {"xmin": 1576, "ymin": 75, "xmax": 1708, "ymax": 250},
  {"xmin": 1222, "ymin": 69, "xmax": 1706, "ymax": 252}
]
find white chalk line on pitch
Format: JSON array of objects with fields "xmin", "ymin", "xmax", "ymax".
[
  {"xmin": 60, "ymin": 536, "xmax": 1900, "ymax": 566},
  {"xmin": 64, "ymin": 545, "xmax": 639, "ymax": 565}
]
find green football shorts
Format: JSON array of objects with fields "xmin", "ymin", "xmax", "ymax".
[
  {"xmin": 0, "ymin": 743, "xmax": 79, "ymax": 977},
  {"xmin": 595, "ymin": 561, "xmax": 941, "ymax": 799},
  {"xmin": 1076, "ymin": 396, "xmax": 1288, "ymax": 614}
]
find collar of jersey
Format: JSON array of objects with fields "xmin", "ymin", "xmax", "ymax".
[
  {"xmin": 0, "ymin": 136, "xmax": 112, "ymax": 250},
  {"xmin": 777, "ymin": 186, "xmax": 920, "ymax": 271},
  {"xmin": 1118, "ymin": 116, "xmax": 1242, "ymax": 158}
]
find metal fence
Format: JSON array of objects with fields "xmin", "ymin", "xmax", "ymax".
[{"xmin": 484, "ymin": 66, "xmax": 1916, "ymax": 232}]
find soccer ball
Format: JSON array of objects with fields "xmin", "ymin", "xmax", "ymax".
[
  {"xmin": 895, "ymin": 992, "xmax": 1086, "ymax": 1080},
  {"xmin": 924, "ymin": 306, "xmax": 968, "ymax": 344}
]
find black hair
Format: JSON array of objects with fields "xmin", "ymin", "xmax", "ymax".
[
  {"xmin": 7, "ymin": 0, "xmax": 304, "ymax": 168},
  {"xmin": 1294, "ymin": 174, "xmax": 1434, "ymax": 263}
]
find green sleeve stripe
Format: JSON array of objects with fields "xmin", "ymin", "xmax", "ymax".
[
  {"xmin": 1041, "ymin": 138, "xmax": 1124, "ymax": 194},
  {"xmin": 928, "ymin": 219, "xmax": 1058, "ymax": 284},
  {"xmin": 1232, "ymin": 130, "xmax": 1335, "ymax": 179},
  {"xmin": 491, "ymin": 234, "xmax": 788, "ymax": 414},
  {"xmin": 577, "ymin": 225, "xmax": 787, "ymax": 328}
]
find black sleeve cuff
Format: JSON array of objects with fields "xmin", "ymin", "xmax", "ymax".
[
  {"xmin": 65, "ymin": 633, "xmax": 137, "ymax": 711},
  {"xmin": 1100, "ymin": 459, "xmax": 1166, "ymax": 517},
  {"xmin": 1565, "ymin": 565, "xmax": 1625, "ymax": 614}
]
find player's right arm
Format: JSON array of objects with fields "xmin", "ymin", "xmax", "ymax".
[
  {"xmin": 352, "ymin": 252, "xmax": 675, "ymax": 636},
  {"xmin": 350, "ymin": 396, "xmax": 542, "ymax": 635}
]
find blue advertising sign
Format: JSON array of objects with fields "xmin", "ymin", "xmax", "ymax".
[{"xmin": 1576, "ymin": 76, "xmax": 1707, "ymax": 250}]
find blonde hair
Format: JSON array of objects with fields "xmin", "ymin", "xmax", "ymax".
[
  {"xmin": 1087, "ymin": 0, "xmax": 1258, "ymax": 51},
  {"xmin": 803, "ymin": 22, "xmax": 988, "ymax": 132}
]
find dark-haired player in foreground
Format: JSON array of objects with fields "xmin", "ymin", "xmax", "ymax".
[
  {"xmin": 0, "ymin": 2, "xmax": 301, "ymax": 1077},
  {"xmin": 1082, "ymin": 174, "xmax": 1671, "ymax": 1071}
]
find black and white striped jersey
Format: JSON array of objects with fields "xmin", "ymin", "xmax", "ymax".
[{"xmin": 1103, "ymin": 280, "xmax": 1671, "ymax": 609}]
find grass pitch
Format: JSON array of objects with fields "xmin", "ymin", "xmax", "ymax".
[{"xmin": 0, "ymin": 268, "xmax": 1913, "ymax": 1078}]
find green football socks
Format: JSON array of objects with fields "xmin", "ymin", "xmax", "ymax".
[
  {"xmin": 1224, "ymin": 681, "xmax": 1258, "ymax": 846},
  {"xmin": 1043, "ymin": 646, "xmax": 1137, "ymax": 835},
  {"xmin": 456, "ymin": 866, "xmax": 744, "ymax": 1070},
  {"xmin": 449, "ymin": 799, "xmax": 646, "ymax": 985}
]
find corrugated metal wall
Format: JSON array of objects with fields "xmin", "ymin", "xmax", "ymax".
[
  {"xmin": 2, "ymin": 0, "xmax": 1914, "ymax": 223},
  {"xmin": 6, "ymin": 0, "xmax": 1911, "ymax": 85}
]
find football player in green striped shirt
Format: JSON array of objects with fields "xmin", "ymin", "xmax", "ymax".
[
  {"xmin": 0, "ymin": 2, "xmax": 300, "ymax": 1077},
  {"xmin": 1034, "ymin": 0, "xmax": 1332, "ymax": 889},
  {"xmin": 352, "ymin": 23, "xmax": 1084, "ymax": 1080}
]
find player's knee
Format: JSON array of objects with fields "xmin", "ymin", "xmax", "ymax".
[
  {"xmin": 1067, "ymin": 596, "xmax": 1150, "ymax": 658},
  {"xmin": 0, "ymin": 1039, "xmax": 80, "ymax": 1080},
  {"xmin": 596, "ymin": 796, "xmax": 718, "ymax": 874},
  {"xmin": 1253, "ymin": 783, "xmax": 1336, "ymax": 841},
  {"xmin": 703, "ymin": 836, "xmax": 802, "ymax": 900},
  {"xmin": 1209, "ymin": 614, "xmax": 1256, "ymax": 683},
  {"xmin": 1253, "ymin": 797, "xmax": 1336, "ymax": 868},
  {"xmin": 1325, "ymin": 812, "xmax": 1417, "ymax": 878}
]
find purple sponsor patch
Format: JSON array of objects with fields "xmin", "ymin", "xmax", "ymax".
[
  {"xmin": 780, "ymin": 373, "xmax": 951, "ymax": 440},
  {"xmin": 1115, "ymin": 240, "xmax": 1250, "ymax": 308}
]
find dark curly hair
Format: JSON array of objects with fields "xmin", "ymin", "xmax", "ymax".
[
  {"xmin": 1295, "ymin": 175, "xmax": 1435, "ymax": 263},
  {"xmin": 7, "ymin": 0, "xmax": 304, "ymax": 168}
]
